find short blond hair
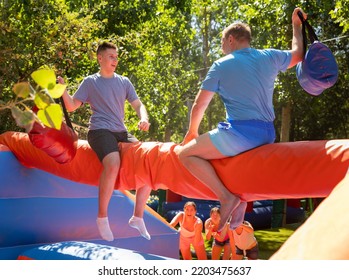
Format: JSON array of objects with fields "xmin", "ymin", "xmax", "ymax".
[{"xmin": 223, "ymin": 22, "xmax": 251, "ymax": 43}]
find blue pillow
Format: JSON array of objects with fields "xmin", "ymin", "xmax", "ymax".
[{"xmin": 296, "ymin": 41, "xmax": 338, "ymax": 96}]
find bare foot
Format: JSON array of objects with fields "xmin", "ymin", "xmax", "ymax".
[
  {"xmin": 229, "ymin": 201, "xmax": 247, "ymax": 229},
  {"xmin": 218, "ymin": 194, "xmax": 241, "ymax": 231}
]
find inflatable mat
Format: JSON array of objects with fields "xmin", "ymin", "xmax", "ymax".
[
  {"xmin": 17, "ymin": 241, "xmax": 175, "ymax": 260},
  {"xmin": 1, "ymin": 131, "xmax": 349, "ymax": 202}
]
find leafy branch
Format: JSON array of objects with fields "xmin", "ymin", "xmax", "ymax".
[{"xmin": 0, "ymin": 67, "xmax": 67, "ymax": 132}]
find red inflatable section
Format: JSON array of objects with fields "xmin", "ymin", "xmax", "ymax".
[
  {"xmin": 28, "ymin": 122, "xmax": 78, "ymax": 164},
  {"xmin": 1, "ymin": 131, "xmax": 349, "ymax": 202}
]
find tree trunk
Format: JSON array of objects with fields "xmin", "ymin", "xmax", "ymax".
[{"xmin": 271, "ymin": 102, "xmax": 291, "ymax": 228}]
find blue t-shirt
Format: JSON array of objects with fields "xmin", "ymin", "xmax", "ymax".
[
  {"xmin": 73, "ymin": 73, "xmax": 139, "ymax": 132},
  {"xmin": 201, "ymin": 48, "xmax": 291, "ymax": 122}
]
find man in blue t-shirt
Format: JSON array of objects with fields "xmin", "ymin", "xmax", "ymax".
[
  {"xmin": 178, "ymin": 7, "xmax": 307, "ymax": 232},
  {"xmin": 59, "ymin": 41, "xmax": 151, "ymax": 241}
]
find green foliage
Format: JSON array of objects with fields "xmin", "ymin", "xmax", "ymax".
[
  {"xmin": 1, "ymin": 67, "xmax": 66, "ymax": 132},
  {"xmin": 90, "ymin": 0, "xmax": 158, "ymax": 39},
  {"xmin": 0, "ymin": 0, "xmax": 101, "ymax": 134},
  {"xmin": 121, "ymin": 4, "xmax": 198, "ymax": 142},
  {"xmin": 330, "ymin": 0, "xmax": 349, "ymax": 33},
  {"xmin": 1, "ymin": 0, "xmax": 348, "ymax": 141}
]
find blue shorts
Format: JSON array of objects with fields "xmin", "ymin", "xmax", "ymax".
[{"xmin": 209, "ymin": 120, "xmax": 275, "ymax": 156}]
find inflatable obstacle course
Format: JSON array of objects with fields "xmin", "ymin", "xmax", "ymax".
[
  {"xmin": 0, "ymin": 146, "xmax": 178, "ymax": 260},
  {"xmin": 1, "ymin": 131, "xmax": 349, "ymax": 259},
  {"xmin": 1, "ymin": 131, "xmax": 349, "ymax": 201}
]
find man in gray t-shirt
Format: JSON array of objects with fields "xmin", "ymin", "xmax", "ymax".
[{"xmin": 59, "ymin": 41, "xmax": 151, "ymax": 241}]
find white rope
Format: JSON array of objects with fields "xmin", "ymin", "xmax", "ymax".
[{"xmin": 321, "ymin": 35, "xmax": 349, "ymax": 43}]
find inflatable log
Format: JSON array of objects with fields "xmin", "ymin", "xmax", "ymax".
[{"xmin": 1, "ymin": 131, "xmax": 349, "ymax": 202}]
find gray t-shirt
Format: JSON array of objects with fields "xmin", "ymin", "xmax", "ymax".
[{"xmin": 73, "ymin": 73, "xmax": 139, "ymax": 132}]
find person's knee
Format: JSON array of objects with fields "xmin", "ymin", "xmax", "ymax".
[
  {"xmin": 102, "ymin": 153, "xmax": 120, "ymax": 173},
  {"xmin": 176, "ymin": 146, "xmax": 185, "ymax": 158},
  {"xmin": 103, "ymin": 163, "xmax": 120, "ymax": 176},
  {"xmin": 138, "ymin": 185, "xmax": 152, "ymax": 194},
  {"xmin": 177, "ymin": 147, "xmax": 191, "ymax": 167}
]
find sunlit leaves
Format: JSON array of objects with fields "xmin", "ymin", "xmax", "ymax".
[
  {"xmin": 31, "ymin": 68, "xmax": 56, "ymax": 89},
  {"xmin": 330, "ymin": 0, "xmax": 349, "ymax": 33},
  {"xmin": 9, "ymin": 67, "xmax": 64, "ymax": 130},
  {"xmin": 34, "ymin": 91, "xmax": 52, "ymax": 109},
  {"xmin": 49, "ymin": 83, "xmax": 67, "ymax": 98},
  {"xmin": 10, "ymin": 106, "xmax": 35, "ymax": 132},
  {"xmin": 12, "ymin": 82, "xmax": 32, "ymax": 99},
  {"xmin": 31, "ymin": 68, "xmax": 66, "ymax": 98},
  {"xmin": 37, "ymin": 103, "xmax": 63, "ymax": 129},
  {"xmin": 29, "ymin": 67, "xmax": 65, "ymax": 129},
  {"xmin": 1, "ymin": 0, "xmax": 348, "ymax": 141}
]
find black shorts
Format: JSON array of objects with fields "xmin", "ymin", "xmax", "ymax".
[
  {"xmin": 87, "ymin": 129, "xmax": 138, "ymax": 162},
  {"xmin": 235, "ymin": 243, "xmax": 259, "ymax": 260},
  {"xmin": 213, "ymin": 238, "xmax": 230, "ymax": 247}
]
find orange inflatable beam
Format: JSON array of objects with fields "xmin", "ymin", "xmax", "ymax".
[
  {"xmin": 271, "ymin": 175, "xmax": 349, "ymax": 259},
  {"xmin": 1, "ymin": 131, "xmax": 349, "ymax": 202}
]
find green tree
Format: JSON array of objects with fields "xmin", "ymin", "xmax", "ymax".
[
  {"xmin": 1, "ymin": 0, "xmax": 348, "ymax": 142},
  {"xmin": 114, "ymin": 1, "xmax": 197, "ymax": 142},
  {"xmin": 0, "ymin": 0, "xmax": 101, "ymax": 135}
]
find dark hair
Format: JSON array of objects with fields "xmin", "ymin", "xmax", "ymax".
[
  {"xmin": 96, "ymin": 41, "xmax": 118, "ymax": 55},
  {"xmin": 210, "ymin": 207, "xmax": 221, "ymax": 215},
  {"xmin": 184, "ymin": 201, "xmax": 197, "ymax": 210},
  {"xmin": 223, "ymin": 22, "xmax": 251, "ymax": 43}
]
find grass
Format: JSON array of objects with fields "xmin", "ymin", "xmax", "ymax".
[
  {"xmin": 201, "ymin": 223, "xmax": 300, "ymax": 260},
  {"xmin": 146, "ymin": 193, "xmax": 307, "ymax": 260},
  {"xmin": 254, "ymin": 226, "xmax": 296, "ymax": 259}
]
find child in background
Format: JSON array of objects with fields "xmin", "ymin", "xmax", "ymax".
[
  {"xmin": 205, "ymin": 207, "xmax": 232, "ymax": 260},
  {"xmin": 231, "ymin": 220, "xmax": 259, "ymax": 260},
  {"xmin": 170, "ymin": 201, "xmax": 207, "ymax": 260}
]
